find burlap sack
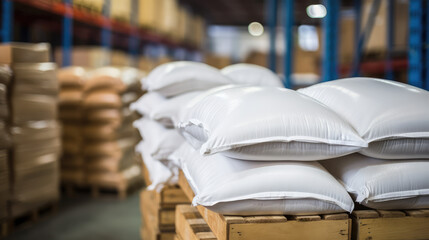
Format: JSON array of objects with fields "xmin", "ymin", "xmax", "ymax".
[
  {"xmin": 57, "ymin": 66, "xmax": 87, "ymax": 88},
  {"xmin": 82, "ymin": 90, "xmax": 121, "ymax": 109},
  {"xmin": 84, "ymin": 67, "xmax": 126, "ymax": 93},
  {"xmin": 59, "ymin": 89, "xmax": 83, "ymax": 107}
]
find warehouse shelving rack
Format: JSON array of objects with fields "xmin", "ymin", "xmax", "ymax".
[
  {"xmin": 267, "ymin": 0, "xmax": 428, "ymax": 90},
  {"xmin": 0, "ymin": 0, "xmax": 200, "ymax": 66}
]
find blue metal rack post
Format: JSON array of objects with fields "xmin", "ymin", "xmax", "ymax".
[
  {"xmin": 425, "ymin": 2, "xmax": 429, "ymax": 90},
  {"xmin": 353, "ymin": 0, "xmax": 361, "ymax": 76},
  {"xmin": 267, "ymin": 0, "xmax": 278, "ymax": 72},
  {"xmin": 385, "ymin": 0, "xmax": 394, "ymax": 80},
  {"xmin": 1, "ymin": 0, "xmax": 13, "ymax": 42},
  {"xmin": 322, "ymin": 0, "xmax": 339, "ymax": 81},
  {"xmin": 62, "ymin": 0, "xmax": 73, "ymax": 67},
  {"xmin": 408, "ymin": 0, "xmax": 424, "ymax": 88},
  {"xmin": 102, "ymin": 0, "xmax": 112, "ymax": 60},
  {"xmin": 282, "ymin": 0, "xmax": 293, "ymax": 88}
]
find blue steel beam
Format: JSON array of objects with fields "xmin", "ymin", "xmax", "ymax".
[
  {"xmin": 322, "ymin": 0, "xmax": 340, "ymax": 81},
  {"xmin": 385, "ymin": 0, "xmax": 394, "ymax": 80},
  {"xmin": 351, "ymin": 0, "xmax": 381, "ymax": 77},
  {"xmin": 101, "ymin": 0, "xmax": 112, "ymax": 53},
  {"xmin": 282, "ymin": 0, "xmax": 293, "ymax": 88},
  {"xmin": 266, "ymin": 0, "xmax": 278, "ymax": 72},
  {"xmin": 62, "ymin": 0, "xmax": 73, "ymax": 67},
  {"xmin": 408, "ymin": 0, "xmax": 423, "ymax": 88},
  {"xmin": 424, "ymin": 2, "xmax": 429, "ymax": 91},
  {"xmin": 1, "ymin": 0, "xmax": 13, "ymax": 42}
]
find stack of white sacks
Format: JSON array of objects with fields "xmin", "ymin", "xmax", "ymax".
[{"xmin": 133, "ymin": 61, "xmax": 429, "ymax": 215}]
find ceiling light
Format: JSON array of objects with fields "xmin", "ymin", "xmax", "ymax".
[
  {"xmin": 248, "ymin": 22, "xmax": 264, "ymax": 36},
  {"xmin": 306, "ymin": 4, "xmax": 327, "ymax": 18}
]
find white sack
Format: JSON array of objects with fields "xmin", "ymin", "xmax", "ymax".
[
  {"xmin": 170, "ymin": 142, "xmax": 354, "ymax": 215},
  {"xmin": 221, "ymin": 63, "xmax": 283, "ymax": 87},
  {"xmin": 130, "ymin": 92, "xmax": 166, "ymax": 116},
  {"xmin": 136, "ymin": 141, "xmax": 177, "ymax": 191},
  {"xmin": 178, "ymin": 86, "xmax": 366, "ymax": 161},
  {"xmin": 144, "ymin": 61, "xmax": 231, "ymax": 97},
  {"xmin": 298, "ymin": 78, "xmax": 429, "ymax": 159},
  {"xmin": 150, "ymin": 91, "xmax": 202, "ymax": 128},
  {"xmin": 133, "ymin": 118, "xmax": 184, "ymax": 160},
  {"xmin": 321, "ymin": 154, "xmax": 429, "ymax": 209}
]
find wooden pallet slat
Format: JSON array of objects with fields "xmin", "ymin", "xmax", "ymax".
[
  {"xmin": 352, "ymin": 209, "xmax": 429, "ymax": 240},
  {"xmin": 176, "ymin": 204, "xmax": 217, "ymax": 240},
  {"xmin": 178, "ymin": 171, "xmax": 351, "ymax": 240}
]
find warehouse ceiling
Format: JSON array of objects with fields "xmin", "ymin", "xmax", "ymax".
[{"xmin": 180, "ymin": 0, "xmax": 354, "ymax": 26}]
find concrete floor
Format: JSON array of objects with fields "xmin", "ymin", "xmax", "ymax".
[{"xmin": 4, "ymin": 191, "xmax": 142, "ymax": 240}]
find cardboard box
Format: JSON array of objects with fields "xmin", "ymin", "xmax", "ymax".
[
  {"xmin": 138, "ymin": 0, "xmax": 158, "ymax": 29},
  {"xmin": 73, "ymin": 0, "xmax": 104, "ymax": 14},
  {"xmin": 12, "ymin": 63, "xmax": 58, "ymax": 96},
  {"xmin": 110, "ymin": 0, "xmax": 132, "ymax": 23},
  {"xmin": 55, "ymin": 47, "xmax": 111, "ymax": 68},
  {"xmin": 362, "ymin": 0, "xmax": 408, "ymax": 52},
  {"xmin": 0, "ymin": 43, "xmax": 50, "ymax": 64}
]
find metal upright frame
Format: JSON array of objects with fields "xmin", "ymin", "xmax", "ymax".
[
  {"xmin": 408, "ymin": 0, "xmax": 424, "ymax": 88},
  {"xmin": 282, "ymin": 0, "xmax": 293, "ymax": 88},
  {"xmin": 101, "ymin": 0, "xmax": 112, "ymax": 60},
  {"xmin": 1, "ymin": 0, "xmax": 13, "ymax": 42},
  {"xmin": 62, "ymin": 0, "xmax": 73, "ymax": 67},
  {"xmin": 322, "ymin": 0, "xmax": 339, "ymax": 81},
  {"xmin": 267, "ymin": 0, "xmax": 278, "ymax": 72},
  {"xmin": 385, "ymin": 0, "xmax": 394, "ymax": 80}
]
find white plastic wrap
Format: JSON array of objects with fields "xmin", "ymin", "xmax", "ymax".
[
  {"xmin": 144, "ymin": 61, "xmax": 231, "ymax": 97},
  {"xmin": 321, "ymin": 154, "xmax": 429, "ymax": 209},
  {"xmin": 298, "ymin": 78, "xmax": 429, "ymax": 159},
  {"xmin": 136, "ymin": 141, "xmax": 177, "ymax": 191},
  {"xmin": 221, "ymin": 63, "xmax": 283, "ymax": 87},
  {"xmin": 133, "ymin": 118, "xmax": 184, "ymax": 160},
  {"xmin": 178, "ymin": 86, "xmax": 366, "ymax": 161},
  {"xmin": 170, "ymin": 142, "xmax": 354, "ymax": 215}
]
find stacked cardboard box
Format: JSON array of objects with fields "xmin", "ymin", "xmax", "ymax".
[
  {"xmin": 82, "ymin": 67, "xmax": 143, "ymax": 193},
  {"xmin": 57, "ymin": 67, "xmax": 87, "ymax": 185},
  {"xmin": 0, "ymin": 65, "xmax": 11, "ymax": 222},
  {"xmin": 0, "ymin": 43, "xmax": 61, "ymax": 218},
  {"xmin": 110, "ymin": 0, "xmax": 132, "ymax": 23}
]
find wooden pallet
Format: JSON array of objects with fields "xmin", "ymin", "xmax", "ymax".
[
  {"xmin": 141, "ymin": 222, "xmax": 175, "ymax": 240},
  {"xmin": 141, "ymin": 189, "xmax": 176, "ymax": 232},
  {"xmin": 176, "ymin": 204, "xmax": 217, "ymax": 240},
  {"xmin": 5, "ymin": 201, "xmax": 58, "ymax": 235},
  {"xmin": 352, "ymin": 209, "xmax": 429, "ymax": 240},
  {"xmin": 178, "ymin": 171, "xmax": 351, "ymax": 240}
]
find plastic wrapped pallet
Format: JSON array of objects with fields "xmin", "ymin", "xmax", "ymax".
[
  {"xmin": 178, "ymin": 85, "xmax": 366, "ymax": 161},
  {"xmin": 321, "ymin": 154, "xmax": 429, "ymax": 209},
  {"xmin": 298, "ymin": 78, "xmax": 429, "ymax": 159},
  {"xmin": 3, "ymin": 43, "xmax": 62, "ymax": 217},
  {"xmin": 10, "ymin": 121, "xmax": 61, "ymax": 217},
  {"xmin": 170, "ymin": 142, "xmax": 354, "ymax": 215},
  {"xmin": 10, "ymin": 63, "xmax": 58, "ymax": 125}
]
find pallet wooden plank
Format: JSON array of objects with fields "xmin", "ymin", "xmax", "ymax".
[
  {"xmin": 141, "ymin": 190, "xmax": 175, "ymax": 232},
  {"xmin": 176, "ymin": 205, "xmax": 217, "ymax": 240},
  {"xmin": 161, "ymin": 187, "xmax": 189, "ymax": 206},
  {"xmin": 243, "ymin": 216, "xmax": 287, "ymax": 223},
  {"xmin": 376, "ymin": 210, "xmax": 406, "ymax": 218},
  {"xmin": 178, "ymin": 170, "xmax": 195, "ymax": 201},
  {"xmin": 322, "ymin": 213, "xmax": 349, "ymax": 220},
  {"xmin": 175, "ymin": 235, "xmax": 183, "ymax": 240},
  {"xmin": 351, "ymin": 210, "xmax": 379, "ymax": 219},
  {"xmin": 160, "ymin": 209, "xmax": 176, "ymax": 226},
  {"xmin": 405, "ymin": 209, "xmax": 429, "ymax": 218},
  {"xmin": 289, "ymin": 215, "xmax": 321, "ymax": 222},
  {"xmin": 354, "ymin": 217, "xmax": 429, "ymax": 240},
  {"xmin": 229, "ymin": 219, "xmax": 351, "ymax": 240}
]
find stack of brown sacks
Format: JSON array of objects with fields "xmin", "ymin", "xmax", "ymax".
[
  {"xmin": 0, "ymin": 43, "xmax": 61, "ymax": 217},
  {"xmin": 82, "ymin": 67, "xmax": 143, "ymax": 192},
  {"xmin": 0, "ymin": 65, "xmax": 11, "ymax": 222},
  {"xmin": 57, "ymin": 67, "xmax": 87, "ymax": 185}
]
